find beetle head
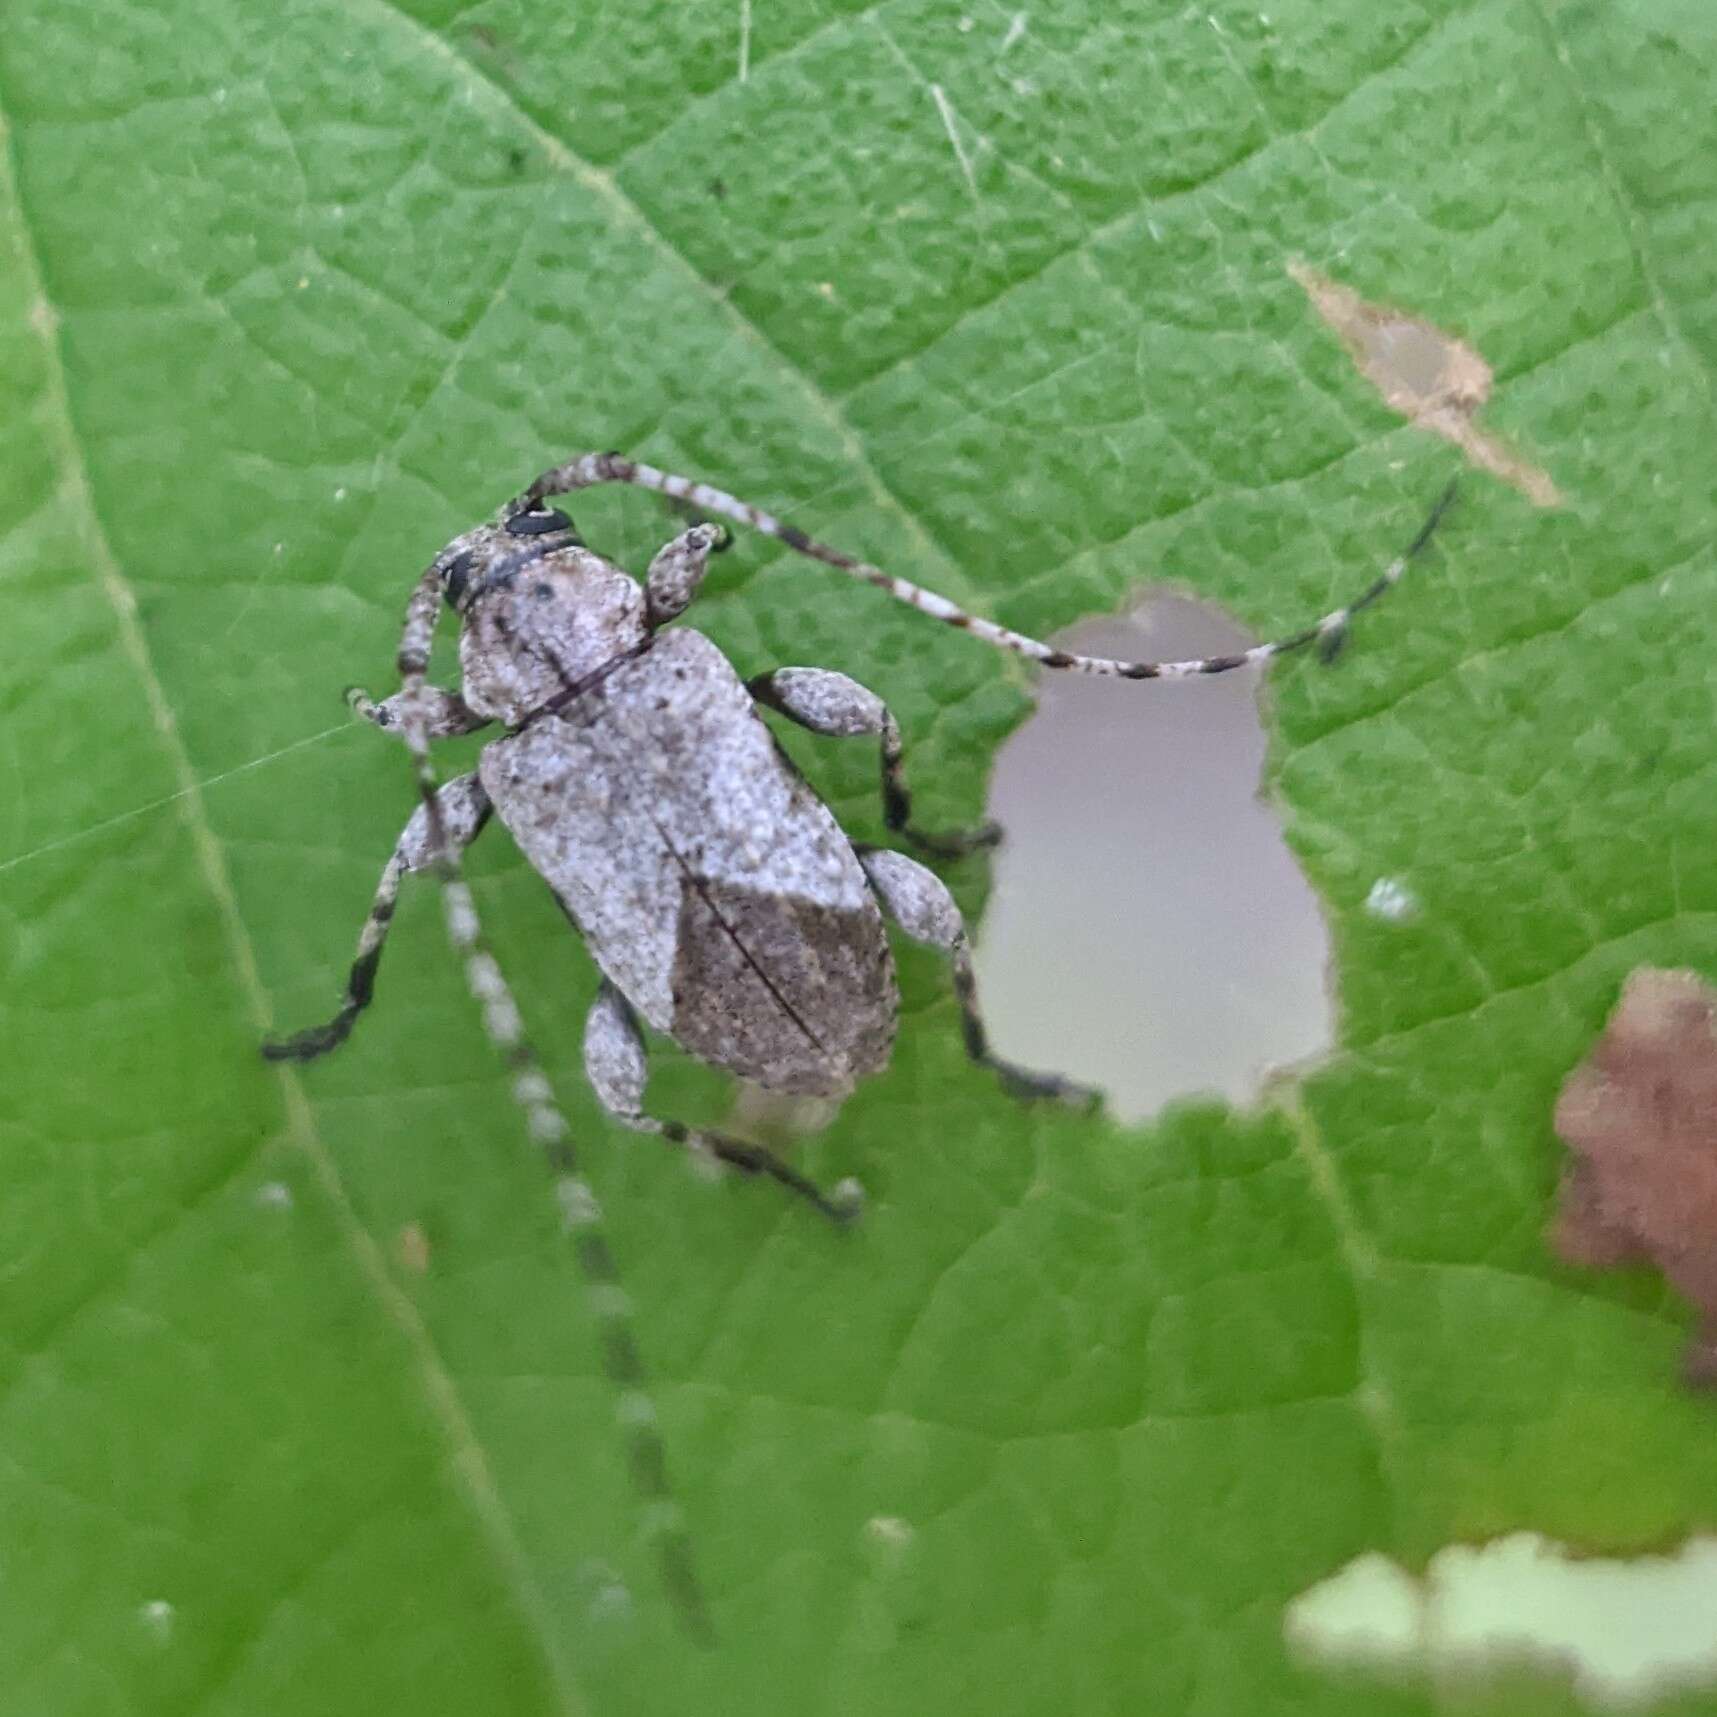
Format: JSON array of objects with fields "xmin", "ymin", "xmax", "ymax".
[
  {"xmin": 437, "ymin": 505, "xmax": 651, "ymax": 726},
  {"xmin": 435, "ymin": 505, "xmax": 583, "ymax": 613}
]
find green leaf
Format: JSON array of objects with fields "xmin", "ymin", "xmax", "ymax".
[{"xmin": 3, "ymin": 1, "xmax": 1715, "ymax": 1713}]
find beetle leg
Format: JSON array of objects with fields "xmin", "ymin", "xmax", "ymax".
[
  {"xmin": 859, "ymin": 847, "xmax": 1099, "ymax": 1108},
  {"xmin": 348, "ymin": 683, "xmax": 490, "ymax": 740},
  {"xmin": 262, "ymin": 774, "xmax": 492, "ymax": 1061},
  {"xmin": 644, "ymin": 523, "xmax": 726, "ymax": 627},
  {"xmin": 748, "ymin": 666, "xmax": 1000, "ymax": 859},
  {"xmin": 583, "ymin": 981, "xmax": 861, "ymax": 1225},
  {"xmin": 392, "ymin": 802, "xmax": 715, "ymax": 1641}
]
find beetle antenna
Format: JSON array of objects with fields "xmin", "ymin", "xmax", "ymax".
[
  {"xmin": 388, "ymin": 573, "xmax": 716, "ymax": 1645},
  {"xmin": 520, "ymin": 454, "xmax": 1457, "ymax": 679}
]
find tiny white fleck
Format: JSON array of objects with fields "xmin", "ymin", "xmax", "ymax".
[
  {"xmin": 557, "ymin": 1177, "xmax": 602, "ymax": 1229},
  {"xmin": 614, "ymin": 1388, "xmax": 657, "ymax": 1428},
  {"xmin": 296, "ymin": 276, "xmax": 309, "ymax": 290},
  {"xmin": 580, "ymin": 1560, "xmax": 634, "ymax": 1623},
  {"xmin": 333, "ymin": 485, "xmax": 348, "ymax": 502},
  {"xmin": 255, "ymin": 1180, "xmax": 293, "ymax": 1210},
  {"xmin": 272, "ymin": 541, "xmax": 285, "ymax": 555},
  {"xmin": 957, "ymin": 13, "xmax": 975, "ymax": 30},
  {"xmin": 1010, "ymin": 76, "xmax": 1036, "ymax": 95},
  {"xmin": 866, "ymin": 1515, "xmax": 914, "ymax": 1547},
  {"xmin": 140, "ymin": 1599, "xmax": 174, "ymax": 1641},
  {"xmin": 686, "ymin": 1141, "xmax": 725, "ymax": 1185},
  {"xmin": 832, "ymin": 1176, "xmax": 866, "ymax": 1218},
  {"xmin": 213, "ymin": 87, "xmax": 228, "ymax": 103},
  {"xmin": 640, "ymin": 1498, "xmax": 686, "ymax": 1540},
  {"xmin": 1364, "ymin": 878, "xmax": 1417, "ymax": 923},
  {"xmin": 1000, "ymin": 11, "xmax": 1027, "ymax": 51},
  {"xmin": 527, "ymin": 1104, "xmax": 567, "ymax": 1145},
  {"xmin": 589, "ymin": 1574, "xmax": 632, "ymax": 1622}
]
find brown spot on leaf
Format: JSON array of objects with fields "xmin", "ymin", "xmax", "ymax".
[
  {"xmin": 1289, "ymin": 260, "xmax": 1562, "ymax": 509},
  {"xmin": 1551, "ymin": 967, "xmax": 1717, "ymax": 1384}
]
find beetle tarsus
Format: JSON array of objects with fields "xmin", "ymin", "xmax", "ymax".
[
  {"xmin": 902, "ymin": 819, "xmax": 1004, "ymax": 861},
  {"xmin": 261, "ymin": 1010, "xmax": 357, "ymax": 1063}
]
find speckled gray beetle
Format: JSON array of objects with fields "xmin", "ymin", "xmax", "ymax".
[{"xmin": 263, "ymin": 452, "xmax": 1454, "ymax": 1632}]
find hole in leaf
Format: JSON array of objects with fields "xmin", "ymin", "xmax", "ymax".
[
  {"xmin": 1285, "ymin": 1534, "xmax": 1717, "ymax": 1708},
  {"xmin": 973, "ymin": 595, "xmax": 1333, "ymax": 1123}
]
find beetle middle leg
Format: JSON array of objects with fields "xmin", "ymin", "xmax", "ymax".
[
  {"xmin": 583, "ymin": 982, "xmax": 860, "ymax": 1225},
  {"xmin": 748, "ymin": 667, "xmax": 1000, "ymax": 859},
  {"xmin": 858, "ymin": 847, "xmax": 1098, "ymax": 1106},
  {"xmin": 262, "ymin": 774, "xmax": 492, "ymax": 1062}
]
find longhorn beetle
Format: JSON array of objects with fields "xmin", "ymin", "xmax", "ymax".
[{"xmin": 265, "ymin": 453, "xmax": 1456, "ymax": 1634}]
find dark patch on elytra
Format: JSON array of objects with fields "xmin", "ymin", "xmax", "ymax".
[{"xmin": 669, "ymin": 876, "xmax": 895, "ymax": 1097}]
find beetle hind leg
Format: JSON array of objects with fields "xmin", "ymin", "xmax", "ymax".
[
  {"xmin": 859, "ymin": 847, "xmax": 1099, "ymax": 1108},
  {"xmin": 583, "ymin": 983, "xmax": 861, "ymax": 1225}
]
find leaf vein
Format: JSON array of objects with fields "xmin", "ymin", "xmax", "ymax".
[{"xmin": 0, "ymin": 85, "xmax": 589, "ymax": 1717}]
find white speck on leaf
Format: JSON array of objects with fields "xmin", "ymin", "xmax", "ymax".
[
  {"xmin": 1365, "ymin": 878, "xmax": 1418, "ymax": 922},
  {"xmin": 255, "ymin": 1180, "xmax": 293, "ymax": 1209},
  {"xmin": 867, "ymin": 1515, "xmax": 914, "ymax": 1547},
  {"xmin": 580, "ymin": 1561, "xmax": 633, "ymax": 1624},
  {"xmin": 140, "ymin": 1599, "xmax": 174, "ymax": 1642}
]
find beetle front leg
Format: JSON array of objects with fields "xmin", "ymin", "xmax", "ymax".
[
  {"xmin": 347, "ymin": 683, "xmax": 491, "ymax": 740},
  {"xmin": 644, "ymin": 523, "xmax": 727, "ymax": 627},
  {"xmin": 859, "ymin": 847, "xmax": 1099, "ymax": 1108},
  {"xmin": 262, "ymin": 774, "xmax": 492, "ymax": 1061},
  {"xmin": 747, "ymin": 666, "xmax": 1000, "ymax": 859},
  {"xmin": 583, "ymin": 982, "xmax": 860, "ymax": 1225}
]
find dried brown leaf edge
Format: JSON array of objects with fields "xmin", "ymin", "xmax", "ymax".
[{"xmin": 1552, "ymin": 967, "xmax": 1717, "ymax": 1385}]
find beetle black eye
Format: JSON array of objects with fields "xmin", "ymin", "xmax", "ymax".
[
  {"xmin": 442, "ymin": 550, "xmax": 476, "ymax": 608},
  {"xmin": 504, "ymin": 506, "xmax": 574, "ymax": 538}
]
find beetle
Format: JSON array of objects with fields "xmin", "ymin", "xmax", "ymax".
[
  {"xmin": 267, "ymin": 452, "xmax": 1454, "ymax": 1187},
  {"xmin": 263, "ymin": 451, "xmax": 1454, "ymax": 1629}
]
